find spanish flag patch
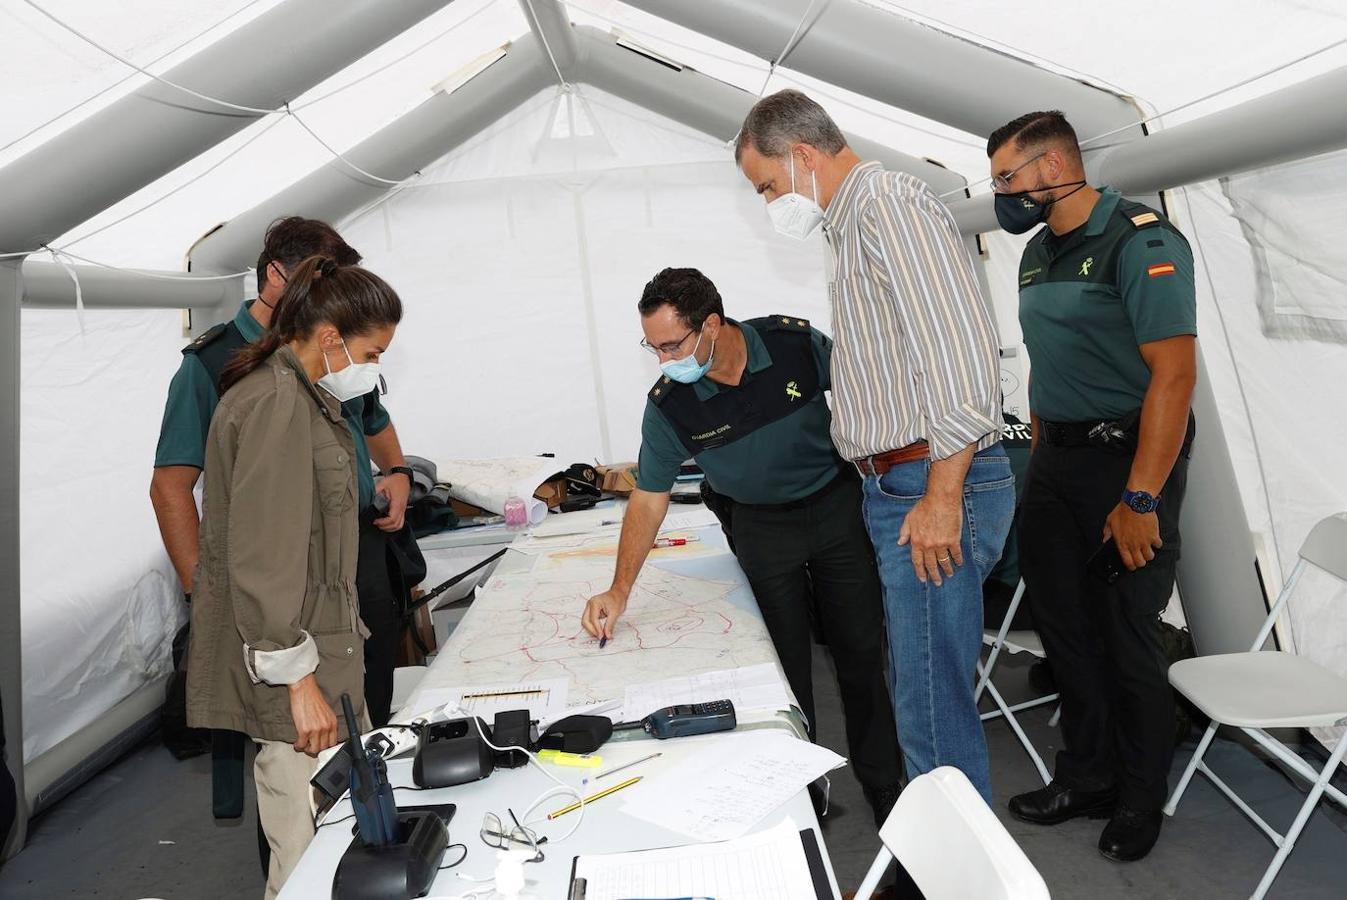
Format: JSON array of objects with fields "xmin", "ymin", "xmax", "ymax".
[{"xmin": 1148, "ymin": 262, "xmax": 1176, "ymax": 277}]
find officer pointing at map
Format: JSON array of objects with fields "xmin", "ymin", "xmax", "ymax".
[{"xmin": 581, "ymin": 267, "xmax": 903, "ymax": 825}]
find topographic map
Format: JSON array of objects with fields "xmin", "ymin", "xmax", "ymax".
[{"xmin": 445, "ymin": 531, "xmax": 777, "ymax": 705}]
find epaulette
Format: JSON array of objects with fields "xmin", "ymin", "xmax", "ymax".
[
  {"xmin": 648, "ymin": 374, "xmax": 676, "ymax": 406},
  {"xmin": 756, "ymin": 315, "xmax": 811, "ymax": 332},
  {"xmin": 1128, "ymin": 211, "xmax": 1162, "ymax": 228},
  {"xmin": 182, "ymin": 321, "xmax": 230, "ymax": 356}
]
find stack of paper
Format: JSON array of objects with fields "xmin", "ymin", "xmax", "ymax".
[
  {"xmin": 572, "ymin": 818, "xmax": 823, "ymax": 900},
  {"xmin": 620, "ymin": 731, "xmax": 846, "ymax": 841},
  {"xmin": 620, "ymin": 663, "xmax": 795, "ymax": 723}
]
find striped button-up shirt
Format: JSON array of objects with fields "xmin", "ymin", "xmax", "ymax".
[{"xmin": 822, "ymin": 161, "xmax": 1002, "ymax": 461}]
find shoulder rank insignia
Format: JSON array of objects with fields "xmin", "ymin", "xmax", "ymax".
[
  {"xmin": 765, "ymin": 315, "xmax": 810, "ymax": 332},
  {"xmin": 648, "ymin": 374, "xmax": 675, "ymax": 405},
  {"xmin": 1129, "ymin": 211, "xmax": 1161, "ymax": 228},
  {"xmin": 183, "ymin": 321, "xmax": 228, "ymax": 354}
]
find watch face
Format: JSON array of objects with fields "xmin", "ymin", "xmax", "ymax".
[{"xmin": 1128, "ymin": 492, "xmax": 1156, "ymax": 513}]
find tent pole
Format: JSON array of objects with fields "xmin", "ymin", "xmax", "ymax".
[
  {"xmin": 1, "ymin": 259, "xmax": 26, "ymax": 860},
  {"xmin": 517, "ymin": 0, "xmax": 579, "ymax": 77}
]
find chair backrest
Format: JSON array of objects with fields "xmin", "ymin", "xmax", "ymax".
[
  {"xmin": 1249, "ymin": 512, "xmax": 1347, "ymax": 652},
  {"xmin": 880, "ymin": 767, "xmax": 1050, "ymax": 900},
  {"xmin": 1299, "ymin": 512, "xmax": 1347, "ymax": 582}
]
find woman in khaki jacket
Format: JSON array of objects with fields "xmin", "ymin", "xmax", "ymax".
[{"xmin": 187, "ymin": 256, "xmax": 402, "ymax": 899}]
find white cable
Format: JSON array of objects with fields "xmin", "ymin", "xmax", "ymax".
[
  {"xmin": 19, "ymin": 0, "xmax": 282, "ymax": 116},
  {"xmin": 403, "ymin": 703, "xmax": 589, "ymax": 844},
  {"xmin": 286, "ymin": 105, "xmax": 418, "ymax": 186},
  {"xmin": 46, "ymin": 247, "xmax": 250, "ymax": 281},
  {"xmin": 0, "ymin": 0, "xmax": 268, "ymax": 156},
  {"xmin": 290, "ymin": 0, "xmax": 500, "ymax": 112},
  {"xmin": 1076, "ymin": 37, "xmax": 1347, "ymax": 150},
  {"xmin": 43, "ymin": 245, "xmax": 85, "ymax": 333},
  {"xmin": 62, "ymin": 115, "xmax": 288, "ymax": 248},
  {"xmin": 757, "ymin": 0, "xmax": 832, "ymax": 98},
  {"xmin": 521, "ymin": 0, "xmax": 570, "ymax": 89}
]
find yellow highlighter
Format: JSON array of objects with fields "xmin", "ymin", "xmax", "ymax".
[{"xmin": 537, "ymin": 749, "xmax": 603, "ymax": 768}]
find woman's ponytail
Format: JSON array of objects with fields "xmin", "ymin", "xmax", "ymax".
[{"xmin": 219, "ymin": 255, "xmax": 401, "ymax": 393}]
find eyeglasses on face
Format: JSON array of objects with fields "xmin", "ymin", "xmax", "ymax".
[
  {"xmin": 639, "ymin": 328, "xmax": 696, "ymax": 356},
  {"xmin": 990, "ymin": 151, "xmax": 1046, "ymax": 193}
]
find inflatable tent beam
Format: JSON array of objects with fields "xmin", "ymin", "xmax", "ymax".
[
  {"xmin": 19, "ymin": 262, "xmax": 239, "ymax": 310},
  {"xmin": 621, "ymin": 0, "xmax": 1144, "ymax": 144},
  {"xmin": 0, "ymin": 0, "xmax": 455, "ymax": 255},
  {"xmin": 189, "ymin": 38, "xmax": 557, "ymax": 289},
  {"xmin": 0, "ymin": 0, "xmax": 458, "ymax": 859},
  {"xmin": 949, "ymin": 63, "xmax": 1347, "ymax": 234},
  {"xmin": 189, "ymin": 20, "xmax": 971, "ymax": 279}
]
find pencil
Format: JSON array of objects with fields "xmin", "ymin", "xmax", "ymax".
[{"xmin": 546, "ymin": 775, "xmax": 642, "ymax": 819}]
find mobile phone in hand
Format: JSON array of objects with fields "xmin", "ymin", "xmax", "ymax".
[{"xmin": 1086, "ymin": 539, "xmax": 1126, "ymax": 584}]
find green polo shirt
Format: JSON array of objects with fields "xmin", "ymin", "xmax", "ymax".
[
  {"xmin": 154, "ymin": 300, "xmax": 387, "ymax": 509},
  {"xmin": 636, "ymin": 319, "xmax": 839, "ymax": 505},
  {"xmin": 1017, "ymin": 188, "xmax": 1197, "ymax": 423}
]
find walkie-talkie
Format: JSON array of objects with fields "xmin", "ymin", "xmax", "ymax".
[
  {"xmin": 614, "ymin": 699, "xmax": 737, "ymax": 739},
  {"xmin": 342, "ymin": 692, "xmax": 398, "ymax": 846}
]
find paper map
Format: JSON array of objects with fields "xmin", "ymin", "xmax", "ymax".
[{"xmin": 440, "ymin": 552, "xmax": 778, "ymax": 706}]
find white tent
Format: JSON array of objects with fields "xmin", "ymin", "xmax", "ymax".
[{"xmin": 2, "ymin": 0, "xmax": 1346, "ymax": 856}]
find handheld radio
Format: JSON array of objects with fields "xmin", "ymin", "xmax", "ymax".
[{"xmin": 342, "ymin": 692, "xmax": 398, "ymax": 846}]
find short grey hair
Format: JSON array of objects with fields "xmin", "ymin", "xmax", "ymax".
[{"xmin": 734, "ymin": 89, "xmax": 847, "ymax": 163}]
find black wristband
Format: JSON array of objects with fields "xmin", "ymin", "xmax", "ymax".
[{"xmin": 389, "ymin": 465, "xmax": 415, "ymax": 485}]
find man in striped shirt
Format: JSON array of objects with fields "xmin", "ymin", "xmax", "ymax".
[{"xmin": 736, "ymin": 90, "xmax": 1013, "ymax": 804}]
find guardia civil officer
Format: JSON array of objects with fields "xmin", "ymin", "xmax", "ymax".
[
  {"xmin": 581, "ymin": 267, "xmax": 902, "ymax": 826},
  {"xmin": 987, "ymin": 111, "xmax": 1197, "ymax": 862}
]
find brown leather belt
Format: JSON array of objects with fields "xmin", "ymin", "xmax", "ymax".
[{"xmin": 853, "ymin": 441, "xmax": 930, "ymax": 476}]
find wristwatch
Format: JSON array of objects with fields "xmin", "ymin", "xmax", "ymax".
[
  {"xmin": 1121, "ymin": 489, "xmax": 1160, "ymax": 514},
  {"xmin": 388, "ymin": 465, "xmax": 415, "ymax": 486}
]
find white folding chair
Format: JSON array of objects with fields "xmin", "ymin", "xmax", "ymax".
[
  {"xmin": 976, "ymin": 579, "xmax": 1060, "ymax": 785},
  {"xmin": 853, "ymin": 767, "xmax": 1050, "ymax": 900},
  {"xmin": 1164, "ymin": 511, "xmax": 1347, "ymax": 900}
]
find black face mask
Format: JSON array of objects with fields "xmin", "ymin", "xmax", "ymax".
[{"xmin": 994, "ymin": 180, "xmax": 1086, "ymax": 234}]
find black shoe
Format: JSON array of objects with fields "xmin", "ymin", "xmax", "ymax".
[
  {"xmin": 1028, "ymin": 659, "xmax": 1057, "ymax": 695},
  {"xmin": 862, "ymin": 783, "xmax": 903, "ymax": 829},
  {"xmin": 1008, "ymin": 781, "xmax": 1118, "ymax": 825},
  {"xmin": 1099, "ymin": 807, "xmax": 1162, "ymax": 862}
]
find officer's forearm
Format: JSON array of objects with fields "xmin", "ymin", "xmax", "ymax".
[
  {"xmin": 1130, "ymin": 337, "xmax": 1197, "ymax": 496},
  {"xmin": 610, "ymin": 489, "xmax": 669, "ymax": 597},
  {"xmin": 150, "ymin": 466, "xmax": 203, "ymax": 593},
  {"xmin": 1129, "ymin": 372, "xmax": 1194, "ymax": 497},
  {"xmin": 366, "ymin": 422, "xmax": 407, "ymax": 473}
]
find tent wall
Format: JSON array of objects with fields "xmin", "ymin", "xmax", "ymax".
[
  {"xmin": 0, "ymin": 0, "xmax": 463, "ymax": 856},
  {"xmin": 0, "ymin": 0, "xmax": 455, "ymax": 253},
  {"xmin": 189, "ymin": 37, "xmax": 556, "ymax": 289}
]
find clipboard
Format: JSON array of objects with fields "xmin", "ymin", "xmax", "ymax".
[{"xmin": 567, "ymin": 827, "xmax": 834, "ymax": 900}]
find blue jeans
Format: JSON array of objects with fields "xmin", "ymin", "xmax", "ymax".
[{"xmin": 860, "ymin": 444, "xmax": 1015, "ymax": 803}]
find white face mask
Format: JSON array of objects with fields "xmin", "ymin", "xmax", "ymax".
[
  {"xmin": 318, "ymin": 339, "xmax": 381, "ymax": 402},
  {"xmin": 766, "ymin": 159, "xmax": 824, "ymax": 240}
]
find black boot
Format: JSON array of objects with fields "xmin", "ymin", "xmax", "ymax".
[{"xmin": 1099, "ymin": 806, "xmax": 1163, "ymax": 862}]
